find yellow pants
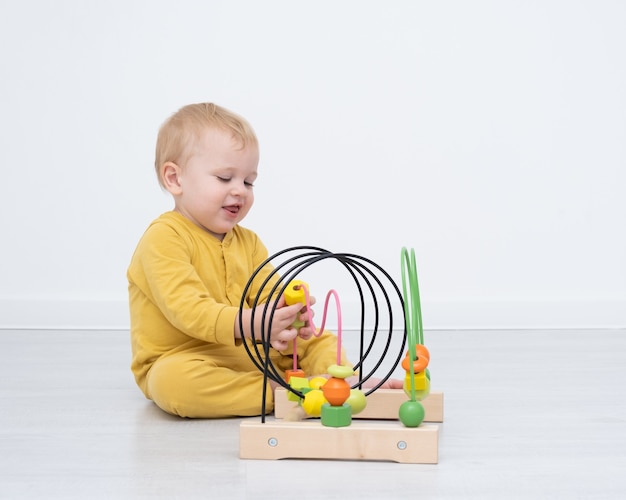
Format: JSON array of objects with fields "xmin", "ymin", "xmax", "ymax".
[{"xmin": 144, "ymin": 333, "xmax": 341, "ymax": 418}]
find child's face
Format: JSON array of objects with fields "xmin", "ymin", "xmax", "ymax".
[{"xmin": 170, "ymin": 127, "xmax": 259, "ymax": 240}]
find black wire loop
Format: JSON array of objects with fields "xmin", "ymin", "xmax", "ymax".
[{"xmin": 238, "ymin": 246, "xmax": 407, "ymax": 421}]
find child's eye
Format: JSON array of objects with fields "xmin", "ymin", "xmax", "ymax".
[
  {"xmin": 217, "ymin": 177, "xmax": 231, "ymax": 183},
  {"xmin": 244, "ymin": 181, "xmax": 255, "ymax": 187}
]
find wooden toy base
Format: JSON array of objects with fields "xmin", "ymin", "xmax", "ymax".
[
  {"xmin": 240, "ymin": 419, "xmax": 439, "ymax": 464},
  {"xmin": 274, "ymin": 388, "xmax": 444, "ymax": 422}
]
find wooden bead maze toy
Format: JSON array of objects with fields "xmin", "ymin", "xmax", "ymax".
[{"xmin": 238, "ymin": 246, "xmax": 443, "ymax": 463}]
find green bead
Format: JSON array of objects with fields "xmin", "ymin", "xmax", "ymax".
[
  {"xmin": 327, "ymin": 364, "xmax": 354, "ymax": 379},
  {"xmin": 321, "ymin": 403, "xmax": 352, "ymax": 427},
  {"xmin": 398, "ymin": 400, "xmax": 425, "ymax": 428},
  {"xmin": 345, "ymin": 389, "xmax": 367, "ymax": 415}
]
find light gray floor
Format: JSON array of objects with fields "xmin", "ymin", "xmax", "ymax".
[{"xmin": 1, "ymin": 329, "xmax": 625, "ymax": 499}]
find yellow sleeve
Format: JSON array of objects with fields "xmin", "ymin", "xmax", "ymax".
[{"xmin": 129, "ymin": 221, "xmax": 237, "ymax": 346}]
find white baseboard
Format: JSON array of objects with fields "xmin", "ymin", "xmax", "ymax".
[
  {"xmin": 0, "ymin": 298, "xmax": 130, "ymax": 331},
  {"xmin": 0, "ymin": 297, "xmax": 624, "ymax": 330},
  {"xmin": 423, "ymin": 298, "xmax": 626, "ymax": 330}
]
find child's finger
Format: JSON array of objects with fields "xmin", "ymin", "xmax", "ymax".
[
  {"xmin": 270, "ymin": 339, "xmax": 287, "ymax": 350},
  {"xmin": 278, "ymin": 328, "xmax": 298, "ymax": 342},
  {"xmin": 298, "ymin": 328, "xmax": 313, "ymax": 340}
]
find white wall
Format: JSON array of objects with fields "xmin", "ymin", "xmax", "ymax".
[{"xmin": 0, "ymin": 0, "xmax": 624, "ymax": 331}]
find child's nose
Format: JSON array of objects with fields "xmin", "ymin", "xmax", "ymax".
[{"xmin": 230, "ymin": 180, "xmax": 247, "ymax": 195}]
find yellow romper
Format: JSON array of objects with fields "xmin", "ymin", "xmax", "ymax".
[{"xmin": 127, "ymin": 211, "xmax": 341, "ymax": 418}]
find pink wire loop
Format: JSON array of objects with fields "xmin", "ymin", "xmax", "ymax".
[{"xmin": 292, "ymin": 284, "xmax": 343, "ymax": 368}]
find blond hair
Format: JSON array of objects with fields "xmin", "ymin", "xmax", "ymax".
[{"xmin": 154, "ymin": 103, "xmax": 258, "ymax": 188}]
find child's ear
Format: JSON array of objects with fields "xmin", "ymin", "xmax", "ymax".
[{"xmin": 161, "ymin": 162, "xmax": 183, "ymax": 195}]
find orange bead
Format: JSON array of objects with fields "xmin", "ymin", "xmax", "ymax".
[
  {"xmin": 321, "ymin": 376, "xmax": 351, "ymax": 406},
  {"xmin": 401, "ymin": 354, "xmax": 428, "ymax": 373},
  {"xmin": 415, "ymin": 344, "xmax": 430, "ymax": 361},
  {"xmin": 285, "ymin": 369, "xmax": 306, "ymax": 382},
  {"xmin": 401, "ymin": 344, "xmax": 430, "ymax": 373}
]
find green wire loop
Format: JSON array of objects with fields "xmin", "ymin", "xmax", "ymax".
[{"xmin": 401, "ymin": 247, "xmax": 424, "ymax": 402}]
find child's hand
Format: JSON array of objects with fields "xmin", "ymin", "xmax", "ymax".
[
  {"xmin": 346, "ymin": 376, "xmax": 404, "ymax": 390},
  {"xmin": 236, "ymin": 295, "xmax": 318, "ymax": 350},
  {"xmin": 268, "ymin": 327, "xmax": 298, "ymax": 351},
  {"xmin": 267, "ymin": 297, "xmax": 306, "ymax": 350}
]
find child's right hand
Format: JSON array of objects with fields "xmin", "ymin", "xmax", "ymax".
[
  {"xmin": 236, "ymin": 296, "xmax": 315, "ymax": 350},
  {"xmin": 265, "ymin": 297, "xmax": 306, "ymax": 350}
]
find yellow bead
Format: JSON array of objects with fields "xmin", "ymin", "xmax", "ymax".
[
  {"xmin": 403, "ymin": 373, "xmax": 431, "ymax": 400},
  {"xmin": 414, "ymin": 370, "xmax": 428, "ymax": 390},
  {"xmin": 414, "ymin": 379, "xmax": 431, "ymax": 401},
  {"xmin": 302, "ymin": 389, "xmax": 327, "ymax": 417},
  {"xmin": 284, "ymin": 280, "xmax": 307, "ymax": 306},
  {"xmin": 284, "ymin": 280, "xmax": 308, "ymax": 328},
  {"xmin": 309, "ymin": 376, "xmax": 327, "ymax": 389}
]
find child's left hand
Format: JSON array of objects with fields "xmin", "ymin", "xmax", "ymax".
[{"xmin": 347, "ymin": 376, "xmax": 404, "ymax": 390}]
